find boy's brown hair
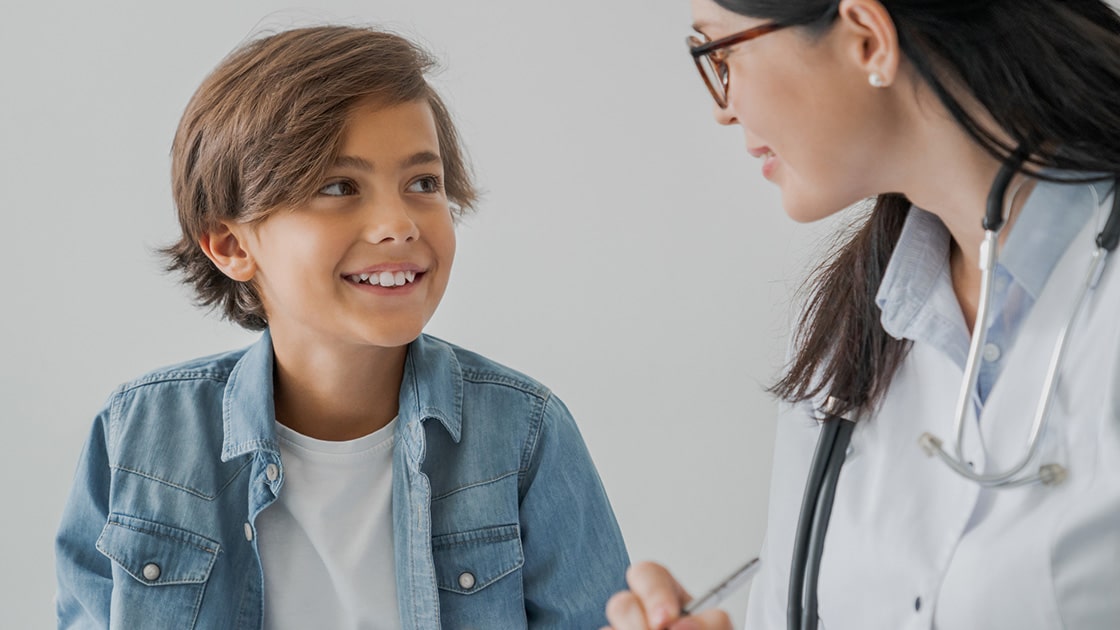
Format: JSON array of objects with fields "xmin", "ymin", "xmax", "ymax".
[{"xmin": 162, "ymin": 25, "xmax": 477, "ymax": 330}]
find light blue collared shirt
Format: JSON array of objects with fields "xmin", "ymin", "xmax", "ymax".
[{"xmin": 875, "ymin": 176, "xmax": 1106, "ymax": 406}]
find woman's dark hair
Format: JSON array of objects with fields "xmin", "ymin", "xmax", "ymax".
[{"xmin": 714, "ymin": 0, "xmax": 1120, "ymax": 418}]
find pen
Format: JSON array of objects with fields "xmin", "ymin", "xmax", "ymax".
[{"xmin": 681, "ymin": 557, "xmax": 761, "ymax": 616}]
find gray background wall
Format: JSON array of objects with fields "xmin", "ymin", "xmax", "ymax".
[{"xmin": 5, "ymin": 1, "xmax": 909, "ymax": 627}]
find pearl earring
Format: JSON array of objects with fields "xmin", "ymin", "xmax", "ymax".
[{"xmin": 869, "ymin": 72, "xmax": 886, "ymax": 88}]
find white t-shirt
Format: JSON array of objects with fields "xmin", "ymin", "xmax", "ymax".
[{"xmin": 257, "ymin": 418, "xmax": 401, "ymax": 630}]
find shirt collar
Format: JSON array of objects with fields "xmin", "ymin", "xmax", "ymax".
[
  {"xmin": 398, "ymin": 334, "xmax": 464, "ymax": 450},
  {"xmin": 220, "ymin": 330, "xmax": 463, "ymax": 462},
  {"xmin": 875, "ymin": 174, "xmax": 1103, "ymax": 348},
  {"xmin": 998, "ymin": 177, "xmax": 1097, "ymax": 300},
  {"xmin": 221, "ymin": 330, "xmax": 280, "ymax": 461},
  {"xmin": 876, "ymin": 206, "xmax": 957, "ymax": 343}
]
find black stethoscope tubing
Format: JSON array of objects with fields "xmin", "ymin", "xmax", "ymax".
[
  {"xmin": 787, "ymin": 411, "xmax": 854, "ymax": 630},
  {"xmin": 786, "ymin": 171, "xmax": 1120, "ymax": 630}
]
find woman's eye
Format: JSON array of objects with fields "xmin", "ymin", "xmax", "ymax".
[
  {"xmin": 407, "ymin": 176, "xmax": 443, "ymax": 194},
  {"xmin": 319, "ymin": 180, "xmax": 357, "ymax": 196}
]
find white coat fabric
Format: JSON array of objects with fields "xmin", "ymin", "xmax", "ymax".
[{"xmin": 745, "ymin": 182, "xmax": 1120, "ymax": 630}]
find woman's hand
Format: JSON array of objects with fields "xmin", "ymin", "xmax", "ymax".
[{"xmin": 602, "ymin": 561, "xmax": 733, "ymax": 630}]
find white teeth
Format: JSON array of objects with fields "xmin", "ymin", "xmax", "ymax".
[{"xmin": 349, "ymin": 270, "xmax": 420, "ymax": 286}]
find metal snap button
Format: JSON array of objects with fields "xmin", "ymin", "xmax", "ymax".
[
  {"xmin": 265, "ymin": 463, "xmax": 279, "ymax": 482},
  {"xmin": 142, "ymin": 563, "xmax": 161, "ymax": 581},
  {"xmin": 458, "ymin": 571, "xmax": 476, "ymax": 590}
]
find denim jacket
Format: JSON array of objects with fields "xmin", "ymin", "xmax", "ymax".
[{"xmin": 56, "ymin": 332, "xmax": 629, "ymax": 629}]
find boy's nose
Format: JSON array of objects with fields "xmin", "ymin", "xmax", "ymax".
[{"xmin": 363, "ymin": 199, "xmax": 420, "ymax": 243}]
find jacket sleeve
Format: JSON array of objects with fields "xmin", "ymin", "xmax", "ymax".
[
  {"xmin": 518, "ymin": 393, "xmax": 630, "ymax": 628},
  {"xmin": 55, "ymin": 407, "xmax": 114, "ymax": 629}
]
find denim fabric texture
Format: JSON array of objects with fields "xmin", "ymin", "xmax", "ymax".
[{"xmin": 56, "ymin": 331, "xmax": 629, "ymax": 629}]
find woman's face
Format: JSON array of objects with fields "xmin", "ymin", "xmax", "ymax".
[{"xmin": 690, "ymin": 0, "xmax": 902, "ymax": 222}]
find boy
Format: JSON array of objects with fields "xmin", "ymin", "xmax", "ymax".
[{"xmin": 56, "ymin": 25, "xmax": 628, "ymax": 629}]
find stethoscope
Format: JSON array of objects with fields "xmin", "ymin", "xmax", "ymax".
[{"xmin": 787, "ymin": 157, "xmax": 1120, "ymax": 630}]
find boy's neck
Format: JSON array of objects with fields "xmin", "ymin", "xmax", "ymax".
[{"xmin": 269, "ymin": 330, "xmax": 408, "ymax": 442}]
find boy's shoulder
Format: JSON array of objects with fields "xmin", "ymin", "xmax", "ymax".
[
  {"xmin": 114, "ymin": 344, "xmax": 252, "ymax": 395},
  {"xmin": 418, "ymin": 334, "xmax": 552, "ymax": 402}
]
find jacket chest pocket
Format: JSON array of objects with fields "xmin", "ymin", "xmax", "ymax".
[
  {"xmin": 433, "ymin": 524, "xmax": 526, "ymax": 627},
  {"xmin": 96, "ymin": 514, "xmax": 220, "ymax": 630}
]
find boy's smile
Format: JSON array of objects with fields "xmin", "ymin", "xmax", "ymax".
[
  {"xmin": 217, "ymin": 98, "xmax": 456, "ymax": 353},
  {"xmin": 342, "ymin": 260, "xmax": 427, "ymax": 294}
]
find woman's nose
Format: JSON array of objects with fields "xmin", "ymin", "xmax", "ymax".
[{"xmin": 713, "ymin": 101, "xmax": 737, "ymax": 126}]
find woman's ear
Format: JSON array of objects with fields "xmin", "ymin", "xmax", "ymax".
[
  {"xmin": 199, "ymin": 221, "xmax": 256, "ymax": 282},
  {"xmin": 835, "ymin": 0, "xmax": 900, "ymax": 87}
]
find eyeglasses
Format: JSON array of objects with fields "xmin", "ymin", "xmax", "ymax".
[{"xmin": 687, "ymin": 23, "xmax": 790, "ymax": 108}]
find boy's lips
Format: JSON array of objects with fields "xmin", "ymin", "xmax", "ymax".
[{"xmin": 345, "ymin": 262, "xmax": 426, "ymax": 275}]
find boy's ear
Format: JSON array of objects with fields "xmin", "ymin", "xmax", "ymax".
[{"xmin": 199, "ymin": 222, "xmax": 257, "ymax": 282}]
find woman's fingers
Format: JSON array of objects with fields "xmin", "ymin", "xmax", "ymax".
[
  {"xmin": 627, "ymin": 561, "xmax": 691, "ymax": 626},
  {"xmin": 669, "ymin": 608, "xmax": 734, "ymax": 630},
  {"xmin": 606, "ymin": 590, "xmax": 655, "ymax": 629},
  {"xmin": 605, "ymin": 561, "xmax": 691, "ymax": 629}
]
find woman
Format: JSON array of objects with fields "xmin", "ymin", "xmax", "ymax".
[{"xmin": 606, "ymin": 0, "xmax": 1120, "ymax": 628}]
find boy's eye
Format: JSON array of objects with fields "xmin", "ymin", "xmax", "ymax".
[
  {"xmin": 319, "ymin": 180, "xmax": 357, "ymax": 196},
  {"xmin": 407, "ymin": 176, "xmax": 443, "ymax": 194}
]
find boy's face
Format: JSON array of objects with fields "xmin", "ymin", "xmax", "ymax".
[{"xmin": 227, "ymin": 99, "xmax": 456, "ymax": 351}]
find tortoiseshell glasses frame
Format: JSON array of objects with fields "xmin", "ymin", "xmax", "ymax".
[{"xmin": 687, "ymin": 22, "xmax": 790, "ymax": 108}]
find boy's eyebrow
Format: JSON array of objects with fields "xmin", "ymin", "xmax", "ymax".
[
  {"xmin": 333, "ymin": 155, "xmax": 375, "ymax": 171},
  {"xmin": 331, "ymin": 151, "xmax": 443, "ymax": 172},
  {"xmin": 400, "ymin": 150, "xmax": 442, "ymax": 169}
]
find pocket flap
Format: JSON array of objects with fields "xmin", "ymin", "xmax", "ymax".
[
  {"xmin": 432, "ymin": 524, "xmax": 524, "ymax": 594},
  {"xmin": 96, "ymin": 514, "xmax": 219, "ymax": 586}
]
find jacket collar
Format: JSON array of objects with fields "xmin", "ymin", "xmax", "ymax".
[
  {"xmin": 396, "ymin": 334, "xmax": 464, "ymax": 464},
  {"xmin": 219, "ymin": 330, "xmax": 463, "ymax": 462},
  {"xmin": 221, "ymin": 330, "xmax": 280, "ymax": 462}
]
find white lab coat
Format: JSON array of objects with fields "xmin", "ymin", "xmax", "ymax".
[{"xmin": 745, "ymin": 193, "xmax": 1120, "ymax": 629}]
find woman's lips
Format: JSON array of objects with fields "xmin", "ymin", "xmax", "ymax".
[{"xmin": 749, "ymin": 146, "xmax": 778, "ymax": 179}]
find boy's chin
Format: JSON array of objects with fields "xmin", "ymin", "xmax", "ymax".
[{"xmin": 352, "ymin": 322, "xmax": 429, "ymax": 350}]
